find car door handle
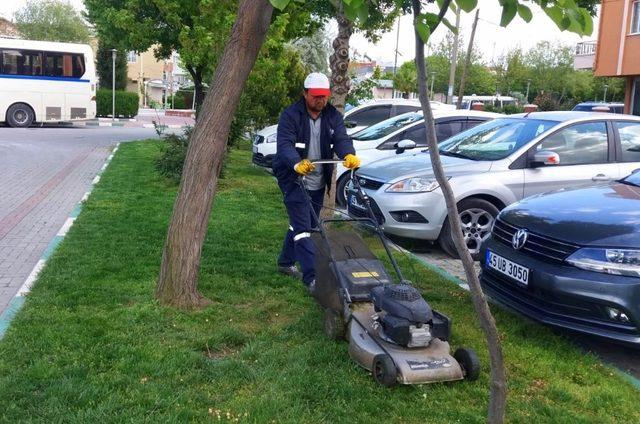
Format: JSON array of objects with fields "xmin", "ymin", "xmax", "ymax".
[{"xmin": 591, "ymin": 174, "xmax": 612, "ymax": 182}]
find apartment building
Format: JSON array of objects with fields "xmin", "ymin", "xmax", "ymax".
[
  {"xmin": 594, "ymin": 0, "xmax": 640, "ymax": 115},
  {"xmin": 126, "ymin": 48, "xmax": 189, "ymax": 107}
]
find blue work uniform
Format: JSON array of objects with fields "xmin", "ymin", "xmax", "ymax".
[{"xmin": 272, "ymin": 98, "xmax": 355, "ymax": 285}]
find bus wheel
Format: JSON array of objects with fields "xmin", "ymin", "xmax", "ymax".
[{"xmin": 7, "ymin": 103, "xmax": 35, "ymax": 128}]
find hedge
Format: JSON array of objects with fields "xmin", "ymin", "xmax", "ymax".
[{"xmin": 96, "ymin": 89, "xmax": 140, "ymax": 118}]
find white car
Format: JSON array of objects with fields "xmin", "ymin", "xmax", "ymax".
[
  {"xmin": 251, "ymin": 99, "xmax": 454, "ymax": 170},
  {"xmin": 334, "ymin": 109, "xmax": 502, "ymax": 206}
]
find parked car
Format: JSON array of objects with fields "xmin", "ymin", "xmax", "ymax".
[
  {"xmin": 573, "ymin": 102, "xmax": 625, "ymax": 114},
  {"xmin": 334, "ymin": 109, "xmax": 502, "ymax": 206},
  {"xmin": 251, "ymin": 99, "xmax": 453, "ymax": 171},
  {"xmin": 479, "ymin": 170, "xmax": 640, "ymax": 346},
  {"xmin": 347, "ymin": 112, "xmax": 640, "ymax": 259}
]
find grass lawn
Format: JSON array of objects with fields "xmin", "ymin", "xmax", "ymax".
[{"xmin": 0, "ymin": 141, "xmax": 638, "ymax": 423}]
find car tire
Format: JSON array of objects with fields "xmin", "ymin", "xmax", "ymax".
[
  {"xmin": 439, "ymin": 198, "xmax": 500, "ymax": 260},
  {"xmin": 453, "ymin": 347, "xmax": 480, "ymax": 381},
  {"xmin": 372, "ymin": 354, "xmax": 397, "ymax": 387},
  {"xmin": 6, "ymin": 103, "xmax": 35, "ymax": 128},
  {"xmin": 336, "ymin": 173, "xmax": 351, "ymax": 208}
]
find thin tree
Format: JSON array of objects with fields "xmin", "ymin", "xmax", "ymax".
[{"xmin": 156, "ymin": 0, "xmax": 274, "ymax": 307}]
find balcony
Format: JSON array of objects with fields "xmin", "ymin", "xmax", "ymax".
[{"xmin": 574, "ymin": 41, "xmax": 596, "ymax": 70}]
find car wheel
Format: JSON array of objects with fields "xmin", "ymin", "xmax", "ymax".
[
  {"xmin": 6, "ymin": 103, "xmax": 35, "ymax": 128},
  {"xmin": 336, "ymin": 174, "xmax": 351, "ymax": 208},
  {"xmin": 439, "ymin": 198, "xmax": 499, "ymax": 260},
  {"xmin": 453, "ymin": 347, "xmax": 480, "ymax": 381},
  {"xmin": 372, "ymin": 354, "xmax": 397, "ymax": 387}
]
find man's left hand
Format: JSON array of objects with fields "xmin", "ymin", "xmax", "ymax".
[{"xmin": 343, "ymin": 154, "xmax": 361, "ymax": 169}]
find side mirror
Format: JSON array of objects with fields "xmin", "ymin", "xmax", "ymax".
[
  {"xmin": 395, "ymin": 139, "xmax": 417, "ymax": 154},
  {"xmin": 531, "ymin": 150, "xmax": 560, "ymax": 167},
  {"xmin": 344, "ymin": 120, "xmax": 357, "ymax": 129}
]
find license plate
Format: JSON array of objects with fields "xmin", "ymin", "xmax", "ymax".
[
  {"xmin": 486, "ymin": 250, "xmax": 529, "ymax": 286},
  {"xmin": 349, "ymin": 193, "xmax": 365, "ymax": 210}
]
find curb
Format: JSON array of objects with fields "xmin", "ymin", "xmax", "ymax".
[
  {"xmin": 395, "ymin": 244, "xmax": 640, "ymax": 391},
  {"xmin": 142, "ymin": 123, "xmax": 188, "ymax": 129},
  {"xmin": 0, "ymin": 143, "xmax": 121, "ymax": 340}
]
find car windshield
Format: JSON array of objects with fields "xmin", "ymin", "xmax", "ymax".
[
  {"xmin": 437, "ymin": 118, "xmax": 559, "ymax": 161},
  {"xmin": 351, "ymin": 112, "xmax": 423, "ymax": 141},
  {"xmin": 621, "ymin": 171, "xmax": 640, "ymax": 187}
]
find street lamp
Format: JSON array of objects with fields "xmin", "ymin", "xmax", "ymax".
[
  {"xmin": 429, "ymin": 71, "xmax": 436, "ymax": 101},
  {"xmin": 603, "ymin": 84, "xmax": 609, "ymax": 103},
  {"xmin": 110, "ymin": 49, "xmax": 117, "ymax": 122},
  {"xmin": 525, "ymin": 79, "xmax": 532, "ymax": 104}
]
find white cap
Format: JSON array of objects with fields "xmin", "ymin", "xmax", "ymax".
[{"xmin": 304, "ymin": 72, "xmax": 331, "ymax": 96}]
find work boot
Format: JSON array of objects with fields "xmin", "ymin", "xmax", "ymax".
[
  {"xmin": 307, "ymin": 279, "xmax": 317, "ymax": 296},
  {"xmin": 278, "ymin": 265, "xmax": 302, "ymax": 280}
]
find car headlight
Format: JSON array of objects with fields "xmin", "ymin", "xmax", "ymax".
[
  {"xmin": 265, "ymin": 133, "xmax": 277, "ymax": 143},
  {"xmin": 385, "ymin": 177, "xmax": 441, "ymax": 193},
  {"xmin": 566, "ymin": 248, "xmax": 640, "ymax": 277}
]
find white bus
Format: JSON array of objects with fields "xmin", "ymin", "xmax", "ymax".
[
  {"xmin": 453, "ymin": 95, "xmax": 518, "ymax": 110},
  {"xmin": 0, "ymin": 39, "xmax": 96, "ymax": 127}
]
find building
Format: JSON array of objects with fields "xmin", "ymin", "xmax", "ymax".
[
  {"xmin": 126, "ymin": 48, "xmax": 190, "ymax": 108},
  {"xmin": 593, "ymin": 0, "xmax": 640, "ymax": 115},
  {"xmin": 0, "ymin": 17, "xmax": 21, "ymax": 38},
  {"xmin": 574, "ymin": 40, "xmax": 597, "ymax": 70}
]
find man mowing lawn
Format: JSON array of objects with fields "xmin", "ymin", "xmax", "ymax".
[{"xmin": 272, "ymin": 72, "xmax": 360, "ymax": 289}]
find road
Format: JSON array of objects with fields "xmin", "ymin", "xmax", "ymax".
[{"xmin": 0, "ymin": 126, "xmax": 164, "ymax": 319}]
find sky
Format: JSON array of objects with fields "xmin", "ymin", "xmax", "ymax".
[{"xmin": 1, "ymin": 0, "xmax": 599, "ymax": 66}]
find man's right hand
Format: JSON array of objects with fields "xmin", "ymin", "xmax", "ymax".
[{"xmin": 294, "ymin": 159, "xmax": 316, "ymax": 176}]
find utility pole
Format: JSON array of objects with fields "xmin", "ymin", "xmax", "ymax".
[
  {"xmin": 603, "ymin": 84, "xmax": 609, "ymax": 102},
  {"xmin": 110, "ymin": 49, "xmax": 117, "ymax": 121},
  {"xmin": 392, "ymin": 16, "xmax": 400, "ymax": 99},
  {"xmin": 447, "ymin": 6, "xmax": 461, "ymax": 104},
  {"xmin": 456, "ymin": 9, "xmax": 479, "ymax": 109}
]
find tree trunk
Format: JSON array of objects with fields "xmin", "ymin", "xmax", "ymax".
[
  {"xmin": 411, "ymin": 1, "xmax": 507, "ymax": 423},
  {"xmin": 185, "ymin": 66, "xmax": 205, "ymax": 117},
  {"xmin": 446, "ymin": 6, "xmax": 461, "ymax": 104},
  {"xmin": 156, "ymin": 0, "xmax": 274, "ymax": 309},
  {"xmin": 456, "ymin": 9, "xmax": 479, "ymax": 110},
  {"xmin": 323, "ymin": 11, "xmax": 353, "ymax": 219}
]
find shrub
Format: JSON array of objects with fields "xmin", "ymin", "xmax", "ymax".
[
  {"xmin": 501, "ymin": 104, "xmax": 525, "ymax": 114},
  {"xmin": 533, "ymin": 92, "xmax": 560, "ymax": 111},
  {"xmin": 155, "ymin": 126, "xmax": 192, "ymax": 183},
  {"xmin": 96, "ymin": 89, "xmax": 140, "ymax": 118}
]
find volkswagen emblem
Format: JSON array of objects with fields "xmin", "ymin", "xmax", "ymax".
[{"xmin": 512, "ymin": 229, "xmax": 528, "ymax": 250}]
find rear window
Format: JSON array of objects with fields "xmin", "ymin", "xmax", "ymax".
[{"xmin": 44, "ymin": 52, "xmax": 85, "ymax": 78}]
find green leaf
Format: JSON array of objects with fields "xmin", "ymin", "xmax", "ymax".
[
  {"xmin": 455, "ymin": 0, "xmax": 478, "ymax": 13},
  {"xmin": 414, "ymin": 14, "xmax": 432, "ymax": 43},
  {"xmin": 545, "ymin": 5, "xmax": 564, "ymax": 27},
  {"xmin": 269, "ymin": 0, "xmax": 291, "ymax": 11},
  {"xmin": 517, "ymin": 4, "xmax": 533, "ymax": 23},
  {"xmin": 560, "ymin": 16, "xmax": 571, "ymax": 30},
  {"xmin": 357, "ymin": 1, "xmax": 369, "ymax": 24},
  {"xmin": 499, "ymin": 0, "xmax": 518, "ymax": 27},
  {"xmin": 580, "ymin": 8, "xmax": 594, "ymax": 36},
  {"xmin": 442, "ymin": 17, "xmax": 458, "ymax": 34}
]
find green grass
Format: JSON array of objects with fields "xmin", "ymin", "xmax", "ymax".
[{"xmin": 0, "ymin": 142, "xmax": 638, "ymax": 423}]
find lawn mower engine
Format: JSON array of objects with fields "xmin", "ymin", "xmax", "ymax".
[{"xmin": 370, "ymin": 283, "xmax": 449, "ymax": 348}]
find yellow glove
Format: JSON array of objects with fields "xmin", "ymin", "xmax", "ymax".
[
  {"xmin": 294, "ymin": 159, "xmax": 316, "ymax": 175},
  {"xmin": 343, "ymin": 154, "xmax": 361, "ymax": 169}
]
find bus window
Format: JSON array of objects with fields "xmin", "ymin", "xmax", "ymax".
[
  {"xmin": 44, "ymin": 52, "xmax": 84, "ymax": 78},
  {"xmin": 0, "ymin": 50, "xmax": 43, "ymax": 76},
  {"xmin": 1, "ymin": 50, "xmax": 20, "ymax": 74}
]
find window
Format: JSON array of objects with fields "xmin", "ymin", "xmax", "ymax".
[
  {"xmin": 348, "ymin": 105, "xmax": 391, "ymax": 127},
  {"xmin": 394, "ymin": 105, "xmax": 420, "ymax": 116},
  {"xmin": 536, "ymin": 122, "xmax": 608, "ymax": 165},
  {"xmin": 465, "ymin": 119, "xmax": 488, "ymax": 131},
  {"xmin": 632, "ymin": 1, "xmax": 640, "ymax": 34},
  {"xmin": 616, "ymin": 122, "xmax": 640, "ymax": 162},
  {"xmin": 127, "ymin": 51, "xmax": 137, "ymax": 63},
  {"xmin": 0, "ymin": 49, "xmax": 42, "ymax": 76},
  {"xmin": 435, "ymin": 120, "xmax": 465, "ymax": 142},
  {"xmin": 43, "ymin": 52, "xmax": 85, "ymax": 78},
  {"xmin": 402, "ymin": 124, "xmax": 427, "ymax": 146}
]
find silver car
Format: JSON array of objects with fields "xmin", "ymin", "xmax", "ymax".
[{"xmin": 347, "ymin": 112, "xmax": 640, "ymax": 258}]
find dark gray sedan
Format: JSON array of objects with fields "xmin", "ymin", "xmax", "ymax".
[{"xmin": 479, "ymin": 171, "xmax": 640, "ymax": 346}]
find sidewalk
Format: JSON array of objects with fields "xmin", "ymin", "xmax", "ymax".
[{"xmin": 78, "ymin": 108, "xmax": 195, "ymax": 129}]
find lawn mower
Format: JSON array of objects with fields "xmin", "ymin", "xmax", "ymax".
[{"xmin": 300, "ymin": 160, "xmax": 480, "ymax": 387}]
